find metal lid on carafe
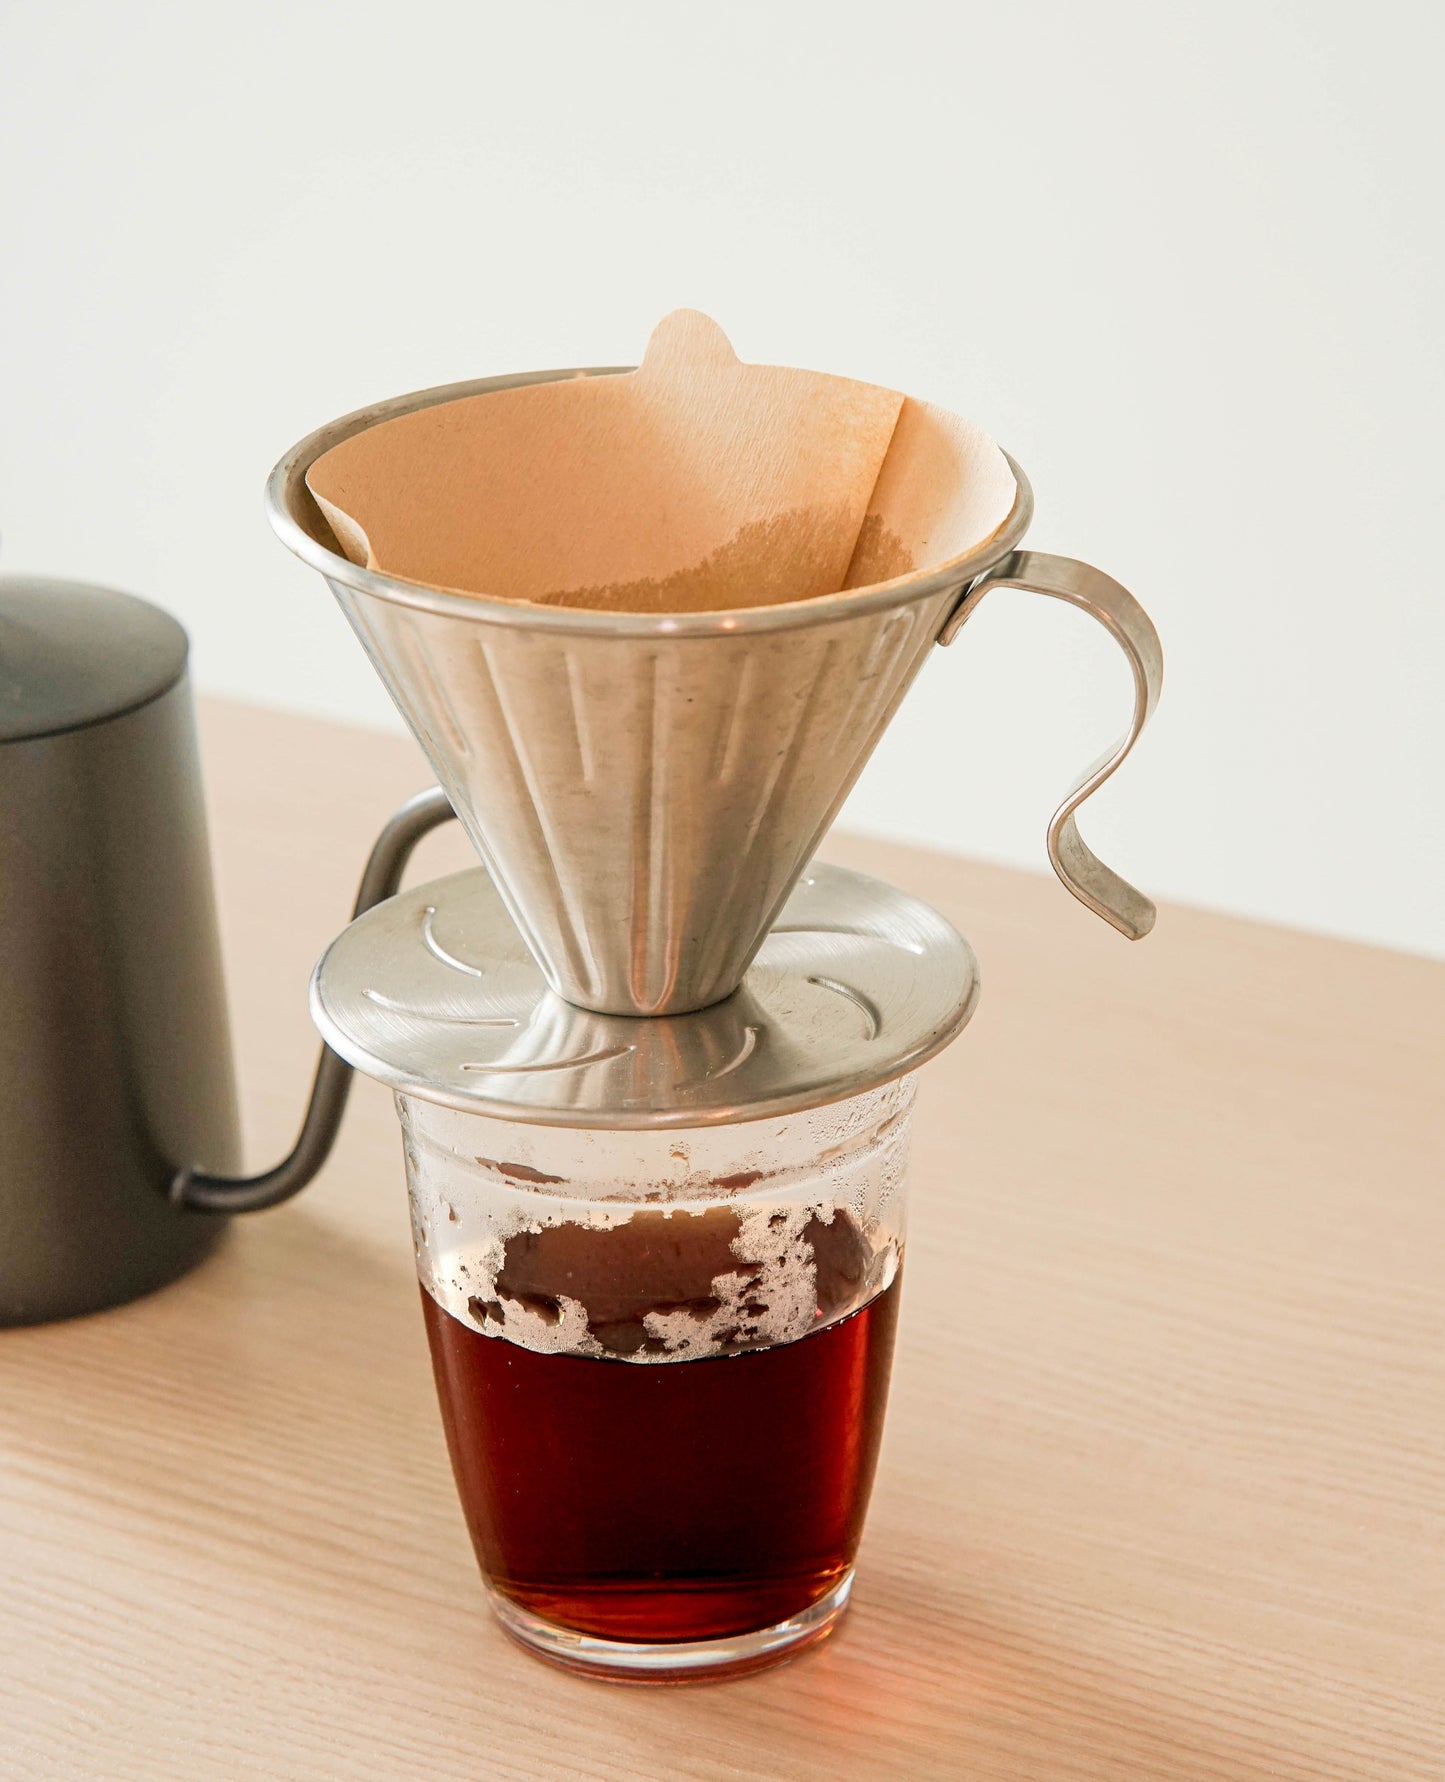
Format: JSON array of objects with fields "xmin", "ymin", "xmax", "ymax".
[{"xmin": 311, "ymin": 861, "xmax": 978, "ymax": 1129}]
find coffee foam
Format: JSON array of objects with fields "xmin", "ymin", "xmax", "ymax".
[{"xmin": 399, "ymin": 1080, "xmax": 914, "ymax": 1364}]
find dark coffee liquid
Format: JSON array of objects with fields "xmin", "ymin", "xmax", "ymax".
[{"xmin": 422, "ymin": 1274, "xmax": 901, "ymax": 1644}]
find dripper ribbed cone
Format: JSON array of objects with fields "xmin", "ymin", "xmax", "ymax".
[{"xmin": 328, "ymin": 578, "xmax": 966, "ymax": 1014}]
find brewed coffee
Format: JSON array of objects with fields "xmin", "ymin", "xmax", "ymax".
[{"xmin": 424, "ymin": 1259, "xmax": 900, "ymax": 1645}]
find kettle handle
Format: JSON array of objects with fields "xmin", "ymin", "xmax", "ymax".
[
  {"xmin": 171, "ymin": 785, "xmax": 457, "ymax": 1213},
  {"xmin": 938, "ymin": 549, "xmax": 1163, "ymax": 940}
]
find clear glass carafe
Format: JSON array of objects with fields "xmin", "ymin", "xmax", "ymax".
[{"xmin": 401, "ymin": 1075, "xmax": 917, "ymax": 1681}]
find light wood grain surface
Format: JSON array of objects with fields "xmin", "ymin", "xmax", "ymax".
[{"xmin": 3, "ymin": 698, "xmax": 1442, "ymax": 1781}]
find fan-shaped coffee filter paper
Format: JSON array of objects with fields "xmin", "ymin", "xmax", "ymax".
[{"xmin": 307, "ymin": 311, "xmax": 1018, "ymax": 615}]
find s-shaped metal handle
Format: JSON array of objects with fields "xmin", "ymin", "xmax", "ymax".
[
  {"xmin": 939, "ymin": 549, "xmax": 1163, "ymax": 940},
  {"xmin": 172, "ymin": 785, "xmax": 457, "ymax": 1212}
]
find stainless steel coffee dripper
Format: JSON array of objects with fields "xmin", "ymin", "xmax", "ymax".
[{"xmin": 266, "ymin": 366, "xmax": 1162, "ymax": 1019}]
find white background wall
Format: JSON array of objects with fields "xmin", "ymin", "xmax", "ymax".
[{"xmin": 3, "ymin": 1, "xmax": 1440, "ymax": 956}]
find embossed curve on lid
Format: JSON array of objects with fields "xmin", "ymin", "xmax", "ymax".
[
  {"xmin": 0, "ymin": 576, "xmax": 189, "ymax": 743},
  {"xmin": 310, "ymin": 863, "xmax": 979, "ymax": 1129}
]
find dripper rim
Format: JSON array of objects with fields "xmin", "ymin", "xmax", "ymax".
[{"xmin": 266, "ymin": 364, "xmax": 1035, "ymax": 636}]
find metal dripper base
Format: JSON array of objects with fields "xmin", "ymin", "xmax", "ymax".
[{"xmin": 310, "ymin": 862, "xmax": 979, "ymax": 1129}]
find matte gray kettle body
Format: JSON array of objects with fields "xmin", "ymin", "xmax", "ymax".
[
  {"xmin": 0, "ymin": 576, "xmax": 241, "ymax": 1322},
  {"xmin": 0, "ymin": 575, "xmax": 453, "ymax": 1325}
]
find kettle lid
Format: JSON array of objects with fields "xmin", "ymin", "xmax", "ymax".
[{"xmin": 0, "ymin": 575, "xmax": 189, "ymax": 744}]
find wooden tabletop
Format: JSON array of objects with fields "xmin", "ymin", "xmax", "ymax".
[{"xmin": 4, "ymin": 698, "xmax": 1442, "ymax": 1781}]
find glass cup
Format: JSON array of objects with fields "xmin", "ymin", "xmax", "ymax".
[{"xmin": 401, "ymin": 1073, "xmax": 917, "ymax": 1681}]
